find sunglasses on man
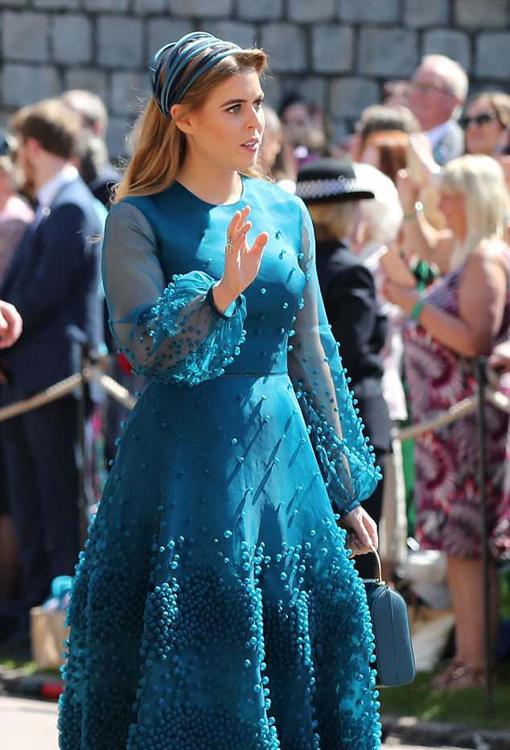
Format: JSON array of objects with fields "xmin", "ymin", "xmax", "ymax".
[{"xmin": 459, "ymin": 112, "xmax": 501, "ymax": 129}]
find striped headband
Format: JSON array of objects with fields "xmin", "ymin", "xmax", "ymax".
[{"xmin": 150, "ymin": 31, "xmax": 242, "ymax": 118}]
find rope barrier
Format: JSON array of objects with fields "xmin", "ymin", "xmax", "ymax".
[
  {"xmin": 83, "ymin": 366, "xmax": 137, "ymax": 411},
  {"xmin": 392, "ymin": 396, "xmax": 477, "ymax": 442},
  {"xmin": 0, "ymin": 363, "xmax": 509, "ymax": 442},
  {"xmin": 0, "ymin": 373, "xmax": 83, "ymax": 423},
  {"xmin": 485, "ymin": 387, "xmax": 510, "ymax": 416}
]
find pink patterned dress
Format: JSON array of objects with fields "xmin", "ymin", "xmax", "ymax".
[{"xmin": 403, "ymin": 261, "xmax": 510, "ymax": 560}]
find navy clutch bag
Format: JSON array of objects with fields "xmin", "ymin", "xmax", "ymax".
[{"xmin": 363, "ymin": 552, "xmax": 416, "ymax": 687}]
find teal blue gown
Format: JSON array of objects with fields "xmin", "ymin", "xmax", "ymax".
[{"xmin": 58, "ymin": 176, "xmax": 382, "ymax": 749}]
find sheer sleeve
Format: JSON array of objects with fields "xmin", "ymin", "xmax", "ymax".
[
  {"xmin": 102, "ymin": 201, "xmax": 247, "ymax": 386},
  {"xmin": 288, "ymin": 199, "xmax": 381, "ymax": 517}
]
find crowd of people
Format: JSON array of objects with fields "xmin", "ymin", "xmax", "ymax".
[
  {"xmin": 260, "ymin": 53, "xmax": 510, "ymax": 689},
  {"xmin": 0, "ymin": 48, "xmax": 509, "ymax": 698}
]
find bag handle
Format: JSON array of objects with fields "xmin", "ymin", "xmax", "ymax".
[{"xmin": 362, "ymin": 548, "xmax": 383, "ymax": 583}]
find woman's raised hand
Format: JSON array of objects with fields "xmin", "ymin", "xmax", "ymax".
[
  {"xmin": 212, "ymin": 206, "xmax": 268, "ymax": 314},
  {"xmin": 395, "ymin": 169, "xmax": 420, "ymax": 213}
]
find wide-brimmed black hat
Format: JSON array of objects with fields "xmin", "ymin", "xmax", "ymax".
[{"xmin": 296, "ymin": 158, "xmax": 375, "ymax": 203}]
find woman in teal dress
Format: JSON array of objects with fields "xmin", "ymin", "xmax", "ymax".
[{"xmin": 58, "ymin": 33, "xmax": 382, "ymax": 750}]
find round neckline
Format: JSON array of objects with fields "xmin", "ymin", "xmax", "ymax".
[{"xmin": 174, "ymin": 174, "xmax": 246, "ymax": 208}]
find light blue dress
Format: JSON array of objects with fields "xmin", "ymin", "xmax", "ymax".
[{"xmin": 58, "ymin": 176, "xmax": 382, "ymax": 749}]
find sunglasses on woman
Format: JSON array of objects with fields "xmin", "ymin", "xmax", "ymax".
[
  {"xmin": 0, "ymin": 131, "xmax": 12, "ymax": 156},
  {"xmin": 460, "ymin": 112, "xmax": 500, "ymax": 128}
]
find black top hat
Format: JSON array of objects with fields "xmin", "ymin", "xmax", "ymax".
[{"xmin": 296, "ymin": 158, "xmax": 375, "ymax": 203}]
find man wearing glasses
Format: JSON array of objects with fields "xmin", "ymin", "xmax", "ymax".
[{"xmin": 408, "ymin": 54, "xmax": 467, "ymax": 165}]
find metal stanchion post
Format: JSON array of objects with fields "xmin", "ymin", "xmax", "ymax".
[
  {"xmin": 67, "ymin": 326, "xmax": 91, "ymax": 548},
  {"xmin": 475, "ymin": 357, "xmax": 493, "ymax": 719},
  {"xmin": 77, "ymin": 340, "xmax": 89, "ymax": 547}
]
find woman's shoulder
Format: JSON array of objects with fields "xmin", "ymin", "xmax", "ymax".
[
  {"xmin": 108, "ymin": 198, "xmax": 144, "ymax": 224},
  {"xmin": 105, "ymin": 198, "xmax": 157, "ymax": 244},
  {"xmin": 459, "ymin": 240, "xmax": 510, "ymax": 294},
  {"xmin": 109, "ymin": 186, "xmax": 171, "ymax": 220},
  {"xmin": 113, "ymin": 191, "xmax": 159, "ymax": 214},
  {"xmin": 468, "ymin": 238, "xmax": 510, "ymax": 272}
]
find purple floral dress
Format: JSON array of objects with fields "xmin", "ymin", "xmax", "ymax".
[{"xmin": 403, "ymin": 261, "xmax": 510, "ymax": 560}]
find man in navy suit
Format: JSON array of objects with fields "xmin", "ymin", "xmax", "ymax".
[{"xmin": 0, "ymin": 99, "xmax": 103, "ymax": 639}]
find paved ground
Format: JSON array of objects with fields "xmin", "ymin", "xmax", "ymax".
[
  {"xmin": 1, "ymin": 696, "xmax": 58, "ymax": 749},
  {"xmin": 0, "ymin": 695, "xmax": 469, "ymax": 750}
]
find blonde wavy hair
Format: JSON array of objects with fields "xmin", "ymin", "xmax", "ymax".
[
  {"xmin": 440, "ymin": 154, "xmax": 510, "ymax": 269},
  {"xmin": 115, "ymin": 47, "xmax": 268, "ymax": 203},
  {"xmin": 308, "ymin": 202, "xmax": 359, "ymax": 243}
]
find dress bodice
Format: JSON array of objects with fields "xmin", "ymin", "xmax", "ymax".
[{"xmin": 122, "ymin": 177, "xmax": 306, "ymax": 376}]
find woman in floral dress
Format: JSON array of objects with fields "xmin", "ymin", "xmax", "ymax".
[{"xmin": 386, "ymin": 154, "xmax": 510, "ymax": 688}]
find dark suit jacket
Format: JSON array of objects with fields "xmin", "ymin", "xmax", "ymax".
[
  {"xmin": 432, "ymin": 120, "xmax": 464, "ymax": 165},
  {"xmin": 0, "ymin": 176, "xmax": 103, "ymax": 396},
  {"xmin": 316, "ymin": 240, "xmax": 392, "ymax": 452}
]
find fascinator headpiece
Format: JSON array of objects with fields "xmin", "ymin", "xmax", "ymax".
[{"xmin": 150, "ymin": 31, "xmax": 241, "ymax": 118}]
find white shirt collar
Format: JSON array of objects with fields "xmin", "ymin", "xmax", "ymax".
[
  {"xmin": 36, "ymin": 164, "xmax": 79, "ymax": 208},
  {"xmin": 426, "ymin": 121, "xmax": 450, "ymax": 149}
]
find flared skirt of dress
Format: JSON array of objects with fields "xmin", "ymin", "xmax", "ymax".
[{"xmin": 58, "ymin": 374, "xmax": 381, "ymax": 750}]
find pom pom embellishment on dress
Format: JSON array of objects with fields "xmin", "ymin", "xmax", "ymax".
[{"xmin": 58, "ymin": 177, "xmax": 382, "ymax": 749}]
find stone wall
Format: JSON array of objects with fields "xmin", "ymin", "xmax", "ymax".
[{"xmin": 1, "ymin": 0, "xmax": 509, "ymax": 157}]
